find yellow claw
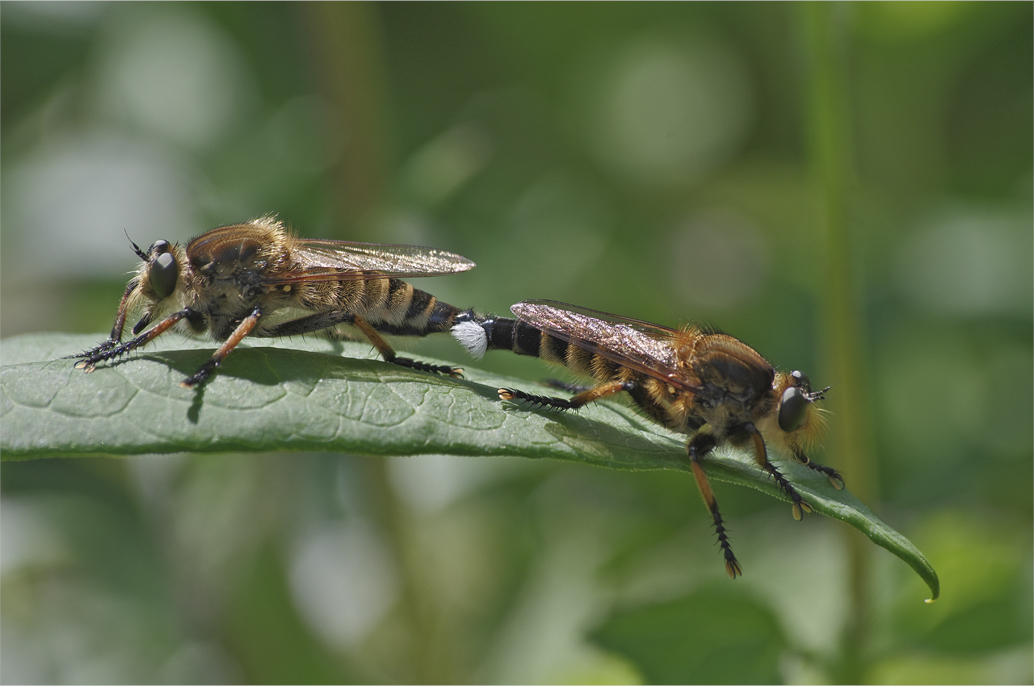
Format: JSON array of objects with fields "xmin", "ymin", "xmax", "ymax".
[{"xmin": 792, "ymin": 499, "xmax": 814, "ymax": 521}]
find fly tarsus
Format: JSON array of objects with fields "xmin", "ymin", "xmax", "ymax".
[
  {"xmin": 68, "ymin": 339, "xmax": 119, "ymax": 360},
  {"xmin": 72, "ymin": 309, "xmax": 193, "ymax": 373},
  {"xmin": 794, "ymin": 450, "xmax": 845, "ymax": 490},
  {"xmin": 71, "ymin": 339, "xmax": 140, "ymax": 370},
  {"xmin": 764, "ymin": 461, "xmax": 814, "ymax": 521},
  {"xmin": 712, "ymin": 507, "xmax": 743, "ymax": 579},
  {"xmin": 808, "ymin": 462, "xmax": 845, "ymax": 490},
  {"xmin": 687, "ymin": 433, "xmax": 741, "ymax": 577},
  {"xmin": 68, "ymin": 342, "xmax": 118, "ymax": 369},
  {"xmin": 391, "ymin": 356, "xmax": 464, "ymax": 378},
  {"xmin": 180, "ymin": 359, "xmax": 219, "ymax": 388},
  {"xmin": 498, "ymin": 387, "xmax": 576, "ymax": 411}
]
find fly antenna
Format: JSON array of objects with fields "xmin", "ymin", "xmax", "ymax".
[{"xmin": 125, "ymin": 229, "xmax": 147, "ymax": 260}]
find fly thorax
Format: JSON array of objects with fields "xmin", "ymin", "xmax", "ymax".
[{"xmin": 234, "ymin": 268, "xmax": 267, "ymax": 302}]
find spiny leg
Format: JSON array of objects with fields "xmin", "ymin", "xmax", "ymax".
[
  {"xmin": 181, "ymin": 305, "xmax": 262, "ymax": 388},
  {"xmin": 352, "ymin": 315, "xmax": 462, "ymax": 378},
  {"xmin": 68, "ymin": 280, "xmax": 140, "ymax": 360},
  {"xmin": 497, "ymin": 387, "xmax": 579, "ymax": 410},
  {"xmin": 74, "ymin": 308, "xmax": 192, "ymax": 371},
  {"xmin": 498, "ymin": 379, "xmax": 633, "ymax": 411},
  {"xmin": 687, "ymin": 432, "xmax": 741, "ymax": 579},
  {"xmin": 792, "ymin": 448, "xmax": 845, "ymax": 490},
  {"xmin": 744, "ymin": 425, "xmax": 812, "ymax": 521}
]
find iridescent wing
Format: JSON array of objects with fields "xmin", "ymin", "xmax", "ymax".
[
  {"xmin": 511, "ymin": 300, "xmax": 703, "ymax": 393},
  {"xmin": 266, "ymin": 239, "xmax": 475, "ymax": 284}
]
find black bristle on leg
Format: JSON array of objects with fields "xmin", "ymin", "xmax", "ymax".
[
  {"xmin": 711, "ymin": 506, "xmax": 742, "ymax": 579},
  {"xmin": 808, "ymin": 462, "xmax": 845, "ymax": 489},
  {"xmin": 181, "ymin": 359, "xmax": 219, "ymax": 388},
  {"xmin": 67, "ymin": 339, "xmax": 118, "ymax": 361},
  {"xmin": 72, "ymin": 338, "xmax": 144, "ymax": 369},
  {"xmin": 792, "ymin": 448, "xmax": 845, "ymax": 490},
  {"xmin": 392, "ymin": 356, "xmax": 463, "ymax": 378},
  {"xmin": 764, "ymin": 462, "xmax": 813, "ymax": 521},
  {"xmin": 810, "ymin": 463, "xmax": 844, "ymax": 489},
  {"xmin": 497, "ymin": 387, "xmax": 576, "ymax": 411}
]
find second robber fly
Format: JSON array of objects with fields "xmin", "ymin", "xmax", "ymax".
[
  {"xmin": 73, "ymin": 216, "xmax": 475, "ymax": 387},
  {"xmin": 452, "ymin": 300, "xmax": 844, "ymax": 578}
]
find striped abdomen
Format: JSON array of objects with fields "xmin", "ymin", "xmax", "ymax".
[
  {"xmin": 298, "ymin": 276, "xmax": 464, "ymax": 337},
  {"xmin": 457, "ymin": 314, "xmax": 639, "ymax": 383},
  {"xmin": 451, "ymin": 313, "xmax": 693, "ymax": 432}
]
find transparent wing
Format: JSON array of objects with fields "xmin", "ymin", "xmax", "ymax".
[
  {"xmin": 512, "ymin": 300, "xmax": 703, "ymax": 393},
  {"xmin": 265, "ymin": 239, "xmax": 475, "ymax": 284}
]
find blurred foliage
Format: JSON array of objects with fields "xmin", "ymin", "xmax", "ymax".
[{"xmin": 1, "ymin": 2, "xmax": 1031, "ymax": 684}]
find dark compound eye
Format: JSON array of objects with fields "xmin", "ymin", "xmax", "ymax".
[
  {"xmin": 778, "ymin": 386, "xmax": 809, "ymax": 433},
  {"xmin": 149, "ymin": 240, "xmax": 171, "ymax": 255},
  {"xmin": 149, "ymin": 251, "xmax": 179, "ymax": 299},
  {"xmin": 790, "ymin": 369, "xmax": 811, "ymax": 390}
]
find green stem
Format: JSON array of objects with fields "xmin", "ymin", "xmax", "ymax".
[
  {"xmin": 303, "ymin": 3, "xmax": 392, "ymax": 236},
  {"xmin": 803, "ymin": 4, "xmax": 875, "ymax": 683},
  {"xmin": 301, "ymin": 7, "xmax": 452, "ymax": 680},
  {"xmin": 365, "ymin": 458, "xmax": 456, "ymax": 683}
]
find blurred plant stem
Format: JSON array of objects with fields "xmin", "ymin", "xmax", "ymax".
[
  {"xmin": 304, "ymin": 5, "xmax": 455, "ymax": 680},
  {"xmin": 305, "ymin": 3, "xmax": 392, "ymax": 238},
  {"xmin": 803, "ymin": 4, "xmax": 877, "ymax": 683},
  {"xmin": 365, "ymin": 458, "xmax": 458, "ymax": 683}
]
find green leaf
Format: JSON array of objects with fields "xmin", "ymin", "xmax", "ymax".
[{"xmin": 1, "ymin": 333, "xmax": 939, "ymax": 600}]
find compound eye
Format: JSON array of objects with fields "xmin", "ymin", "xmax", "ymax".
[
  {"xmin": 778, "ymin": 386, "xmax": 809, "ymax": 433},
  {"xmin": 149, "ymin": 251, "xmax": 179, "ymax": 299}
]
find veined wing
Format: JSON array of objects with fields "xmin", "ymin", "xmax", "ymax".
[
  {"xmin": 511, "ymin": 300, "xmax": 702, "ymax": 393},
  {"xmin": 266, "ymin": 239, "xmax": 475, "ymax": 284}
]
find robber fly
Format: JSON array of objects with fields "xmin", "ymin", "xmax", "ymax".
[
  {"xmin": 451, "ymin": 300, "xmax": 843, "ymax": 578},
  {"xmin": 73, "ymin": 216, "xmax": 475, "ymax": 387}
]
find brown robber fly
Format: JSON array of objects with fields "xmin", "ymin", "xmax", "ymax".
[
  {"xmin": 451, "ymin": 300, "xmax": 843, "ymax": 578},
  {"xmin": 73, "ymin": 216, "xmax": 475, "ymax": 387}
]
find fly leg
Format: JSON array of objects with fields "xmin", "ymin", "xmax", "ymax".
[
  {"xmin": 181, "ymin": 305, "xmax": 262, "ymax": 388},
  {"xmin": 498, "ymin": 380, "xmax": 634, "ymax": 411},
  {"xmin": 687, "ymin": 432, "xmax": 742, "ymax": 579},
  {"xmin": 69, "ymin": 280, "xmax": 139, "ymax": 360},
  {"xmin": 73, "ymin": 308, "xmax": 193, "ymax": 371},
  {"xmin": 258, "ymin": 311, "xmax": 463, "ymax": 377},
  {"xmin": 792, "ymin": 448, "xmax": 845, "ymax": 490},
  {"xmin": 737, "ymin": 424, "xmax": 813, "ymax": 521},
  {"xmin": 352, "ymin": 315, "xmax": 463, "ymax": 378}
]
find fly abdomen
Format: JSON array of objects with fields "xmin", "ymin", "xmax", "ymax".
[
  {"xmin": 368, "ymin": 280, "xmax": 463, "ymax": 337},
  {"xmin": 451, "ymin": 313, "xmax": 574, "ymax": 367}
]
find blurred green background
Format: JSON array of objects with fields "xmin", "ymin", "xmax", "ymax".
[{"xmin": 2, "ymin": 2, "xmax": 1031, "ymax": 683}]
